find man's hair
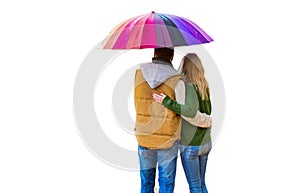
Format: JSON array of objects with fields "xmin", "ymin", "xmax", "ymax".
[{"xmin": 154, "ymin": 47, "xmax": 174, "ymax": 60}]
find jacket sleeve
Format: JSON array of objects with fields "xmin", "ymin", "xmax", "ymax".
[{"xmin": 163, "ymin": 83, "xmax": 199, "ymax": 118}]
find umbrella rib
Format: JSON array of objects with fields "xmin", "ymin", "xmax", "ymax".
[
  {"xmin": 153, "ymin": 13, "xmax": 171, "ymax": 48},
  {"xmin": 139, "ymin": 15, "xmax": 151, "ymax": 49},
  {"xmin": 180, "ymin": 17, "xmax": 213, "ymax": 43},
  {"xmin": 157, "ymin": 13, "xmax": 188, "ymax": 47}
]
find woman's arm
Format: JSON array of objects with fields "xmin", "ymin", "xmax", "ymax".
[
  {"xmin": 152, "ymin": 83, "xmax": 212, "ymax": 127},
  {"xmin": 152, "ymin": 83, "xmax": 198, "ymax": 117},
  {"xmin": 163, "ymin": 83, "xmax": 199, "ymax": 118}
]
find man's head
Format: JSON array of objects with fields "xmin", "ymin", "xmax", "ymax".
[{"xmin": 154, "ymin": 47, "xmax": 174, "ymax": 62}]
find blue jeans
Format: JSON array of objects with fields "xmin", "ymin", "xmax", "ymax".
[
  {"xmin": 138, "ymin": 141, "xmax": 178, "ymax": 193},
  {"xmin": 179, "ymin": 142, "xmax": 212, "ymax": 193}
]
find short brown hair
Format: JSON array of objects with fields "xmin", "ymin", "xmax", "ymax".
[{"xmin": 154, "ymin": 47, "xmax": 174, "ymax": 60}]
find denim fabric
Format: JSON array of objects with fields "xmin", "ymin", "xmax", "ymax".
[
  {"xmin": 138, "ymin": 141, "xmax": 178, "ymax": 193},
  {"xmin": 179, "ymin": 142, "xmax": 212, "ymax": 193}
]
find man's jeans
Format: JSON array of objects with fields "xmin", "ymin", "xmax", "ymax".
[
  {"xmin": 179, "ymin": 142, "xmax": 212, "ymax": 193},
  {"xmin": 138, "ymin": 141, "xmax": 178, "ymax": 193}
]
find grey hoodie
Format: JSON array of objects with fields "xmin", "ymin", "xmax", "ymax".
[{"xmin": 140, "ymin": 62, "xmax": 185, "ymax": 105}]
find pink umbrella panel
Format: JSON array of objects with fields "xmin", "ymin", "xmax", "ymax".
[{"xmin": 102, "ymin": 11, "xmax": 213, "ymax": 49}]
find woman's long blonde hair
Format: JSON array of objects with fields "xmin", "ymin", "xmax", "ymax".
[{"xmin": 179, "ymin": 53, "xmax": 210, "ymax": 100}]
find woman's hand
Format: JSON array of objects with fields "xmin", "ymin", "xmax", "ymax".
[{"xmin": 152, "ymin": 93, "xmax": 166, "ymax": 104}]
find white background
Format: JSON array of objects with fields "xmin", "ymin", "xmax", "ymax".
[{"xmin": 1, "ymin": 0, "xmax": 300, "ymax": 192}]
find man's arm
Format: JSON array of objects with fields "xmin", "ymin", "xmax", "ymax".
[
  {"xmin": 174, "ymin": 79, "xmax": 185, "ymax": 105},
  {"xmin": 182, "ymin": 113, "xmax": 212, "ymax": 128}
]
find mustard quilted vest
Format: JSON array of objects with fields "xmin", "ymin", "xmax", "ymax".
[{"xmin": 134, "ymin": 69, "xmax": 182, "ymax": 149}]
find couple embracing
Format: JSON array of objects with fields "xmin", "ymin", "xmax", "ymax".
[{"xmin": 134, "ymin": 47, "xmax": 212, "ymax": 193}]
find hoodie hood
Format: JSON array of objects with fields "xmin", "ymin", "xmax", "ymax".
[{"xmin": 140, "ymin": 61, "xmax": 180, "ymax": 88}]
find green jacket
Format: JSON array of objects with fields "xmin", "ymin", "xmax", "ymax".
[{"xmin": 162, "ymin": 83, "xmax": 212, "ymax": 146}]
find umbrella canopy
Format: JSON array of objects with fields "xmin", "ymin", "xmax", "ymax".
[{"xmin": 102, "ymin": 11, "xmax": 213, "ymax": 49}]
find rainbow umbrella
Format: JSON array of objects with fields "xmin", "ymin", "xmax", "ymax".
[{"xmin": 102, "ymin": 11, "xmax": 213, "ymax": 49}]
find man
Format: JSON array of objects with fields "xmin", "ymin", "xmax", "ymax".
[{"xmin": 134, "ymin": 47, "xmax": 210, "ymax": 193}]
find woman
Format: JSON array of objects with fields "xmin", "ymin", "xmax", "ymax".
[{"xmin": 152, "ymin": 53, "xmax": 212, "ymax": 193}]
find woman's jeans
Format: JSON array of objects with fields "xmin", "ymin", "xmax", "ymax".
[
  {"xmin": 138, "ymin": 141, "xmax": 178, "ymax": 193},
  {"xmin": 179, "ymin": 142, "xmax": 212, "ymax": 193}
]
